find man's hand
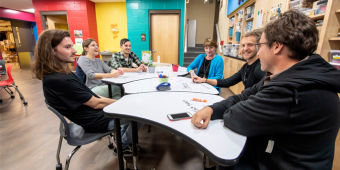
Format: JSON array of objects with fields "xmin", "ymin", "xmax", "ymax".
[
  {"xmin": 136, "ymin": 64, "xmax": 146, "ymax": 72},
  {"xmin": 191, "ymin": 106, "xmax": 213, "ymax": 129},
  {"xmin": 193, "ymin": 76, "xmax": 205, "ymax": 83},
  {"xmin": 140, "ymin": 64, "xmax": 147, "ymax": 72}
]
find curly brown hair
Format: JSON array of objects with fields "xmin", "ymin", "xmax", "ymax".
[
  {"xmin": 32, "ymin": 29, "xmax": 72, "ymax": 80},
  {"xmin": 264, "ymin": 10, "xmax": 319, "ymax": 60}
]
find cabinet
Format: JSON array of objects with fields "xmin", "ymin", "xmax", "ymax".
[{"xmin": 222, "ymin": 56, "xmax": 246, "ymax": 95}]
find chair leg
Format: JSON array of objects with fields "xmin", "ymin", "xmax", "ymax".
[
  {"xmin": 148, "ymin": 125, "xmax": 151, "ymax": 133},
  {"xmin": 56, "ymin": 136, "xmax": 63, "ymax": 170},
  {"xmin": 3, "ymin": 87, "xmax": 13, "ymax": 97},
  {"xmin": 5, "ymin": 86, "xmax": 13, "ymax": 94},
  {"xmin": 107, "ymin": 135, "xmax": 114, "ymax": 149},
  {"xmin": 64, "ymin": 146, "xmax": 81, "ymax": 170},
  {"xmin": 11, "ymin": 83, "xmax": 27, "ymax": 105}
]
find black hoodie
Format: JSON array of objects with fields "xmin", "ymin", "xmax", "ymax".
[{"xmin": 210, "ymin": 54, "xmax": 340, "ymax": 170}]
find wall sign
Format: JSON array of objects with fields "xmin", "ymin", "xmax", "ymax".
[
  {"xmin": 141, "ymin": 34, "xmax": 146, "ymax": 41},
  {"xmin": 74, "ymin": 30, "xmax": 82, "ymax": 37}
]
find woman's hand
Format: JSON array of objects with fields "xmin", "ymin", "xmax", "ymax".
[
  {"xmin": 193, "ymin": 76, "xmax": 205, "ymax": 83},
  {"xmin": 189, "ymin": 70, "xmax": 195, "ymax": 82},
  {"xmin": 111, "ymin": 70, "xmax": 124, "ymax": 78}
]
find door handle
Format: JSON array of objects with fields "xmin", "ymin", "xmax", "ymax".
[{"xmin": 152, "ymin": 49, "xmax": 157, "ymax": 53}]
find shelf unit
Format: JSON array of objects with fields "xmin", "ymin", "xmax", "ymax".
[
  {"xmin": 315, "ymin": 0, "xmax": 340, "ymax": 62},
  {"xmin": 310, "ymin": 13, "xmax": 325, "ymax": 20},
  {"xmin": 245, "ymin": 17, "xmax": 254, "ymax": 22},
  {"xmin": 329, "ymin": 37, "xmax": 340, "ymax": 41}
]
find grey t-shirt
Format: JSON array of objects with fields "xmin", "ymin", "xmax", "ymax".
[{"xmin": 77, "ymin": 55, "xmax": 112, "ymax": 89}]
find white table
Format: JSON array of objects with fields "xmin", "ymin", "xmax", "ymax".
[
  {"xmin": 123, "ymin": 77, "xmax": 219, "ymax": 95},
  {"xmin": 102, "ymin": 65, "xmax": 188, "ymax": 98},
  {"xmin": 102, "ymin": 66, "xmax": 188, "ymax": 85},
  {"xmin": 104, "ymin": 92, "xmax": 247, "ymax": 168}
]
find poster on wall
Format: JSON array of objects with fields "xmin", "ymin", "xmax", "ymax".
[
  {"xmin": 142, "ymin": 51, "xmax": 151, "ymax": 63},
  {"xmin": 74, "ymin": 30, "xmax": 83, "ymax": 37},
  {"xmin": 256, "ymin": 8, "xmax": 264, "ymax": 28},
  {"xmin": 270, "ymin": 2, "xmax": 283, "ymax": 20},
  {"xmin": 75, "ymin": 38, "xmax": 83, "ymax": 45}
]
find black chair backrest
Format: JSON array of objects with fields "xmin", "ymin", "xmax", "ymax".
[{"xmin": 75, "ymin": 64, "xmax": 86, "ymax": 84}]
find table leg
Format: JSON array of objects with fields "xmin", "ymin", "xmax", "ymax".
[
  {"xmin": 131, "ymin": 121, "xmax": 139, "ymax": 170},
  {"xmin": 119, "ymin": 84, "xmax": 124, "ymax": 97},
  {"xmin": 114, "ymin": 118, "xmax": 124, "ymax": 170},
  {"xmin": 108, "ymin": 84, "xmax": 112, "ymax": 99}
]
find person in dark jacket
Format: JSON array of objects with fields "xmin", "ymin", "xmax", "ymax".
[
  {"xmin": 192, "ymin": 30, "xmax": 265, "ymax": 91},
  {"xmin": 191, "ymin": 10, "xmax": 340, "ymax": 170}
]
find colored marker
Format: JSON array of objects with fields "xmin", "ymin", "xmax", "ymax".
[
  {"xmin": 117, "ymin": 67, "xmax": 123, "ymax": 73},
  {"xmin": 193, "ymin": 98, "xmax": 207, "ymax": 102}
]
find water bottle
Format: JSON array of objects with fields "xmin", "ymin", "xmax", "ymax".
[{"xmin": 149, "ymin": 54, "xmax": 153, "ymax": 65}]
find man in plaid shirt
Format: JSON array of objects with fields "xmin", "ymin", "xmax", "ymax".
[{"xmin": 109, "ymin": 38, "xmax": 147, "ymax": 72}]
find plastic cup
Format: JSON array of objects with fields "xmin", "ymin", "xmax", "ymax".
[
  {"xmin": 172, "ymin": 65, "xmax": 179, "ymax": 72},
  {"xmin": 159, "ymin": 77, "xmax": 169, "ymax": 83},
  {"xmin": 148, "ymin": 67, "xmax": 155, "ymax": 73}
]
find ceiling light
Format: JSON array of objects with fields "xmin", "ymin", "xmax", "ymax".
[
  {"xmin": 22, "ymin": 9, "xmax": 35, "ymax": 13},
  {"xmin": 5, "ymin": 9, "xmax": 19, "ymax": 14}
]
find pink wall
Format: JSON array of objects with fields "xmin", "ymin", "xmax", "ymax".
[{"xmin": 0, "ymin": 7, "xmax": 35, "ymax": 22}]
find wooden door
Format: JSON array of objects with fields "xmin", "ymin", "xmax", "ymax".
[
  {"xmin": 151, "ymin": 14, "xmax": 179, "ymax": 65},
  {"xmin": 11, "ymin": 20, "xmax": 35, "ymax": 69}
]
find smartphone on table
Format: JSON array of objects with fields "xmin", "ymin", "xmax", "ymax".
[{"xmin": 167, "ymin": 112, "xmax": 192, "ymax": 121}]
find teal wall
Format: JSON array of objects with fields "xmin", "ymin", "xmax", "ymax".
[{"xmin": 126, "ymin": 0, "xmax": 185, "ymax": 66}]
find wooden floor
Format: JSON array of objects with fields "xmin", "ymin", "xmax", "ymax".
[{"xmin": 1, "ymin": 64, "xmax": 339, "ymax": 170}]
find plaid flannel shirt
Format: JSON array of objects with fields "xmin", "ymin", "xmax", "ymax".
[{"xmin": 109, "ymin": 51, "xmax": 142, "ymax": 69}]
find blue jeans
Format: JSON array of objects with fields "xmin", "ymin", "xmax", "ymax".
[{"xmin": 107, "ymin": 119, "xmax": 144, "ymax": 149}]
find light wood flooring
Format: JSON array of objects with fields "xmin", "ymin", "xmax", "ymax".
[{"xmin": 1, "ymin": 64, "xmax": 339, "ymax": 170}]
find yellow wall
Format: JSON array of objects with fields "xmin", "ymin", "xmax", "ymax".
[{"xmin": 95, "ymin": 2, "xmax": 128, "ymax": 52}]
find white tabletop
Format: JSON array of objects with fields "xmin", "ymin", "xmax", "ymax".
[
  {"xmin": 103, "ymin": 92, "xmax": 246, "ymax": 165},
  {"xmin": 102, "ymin": 66, "xmax": 188, "ymax": 85},
  {"xmin": 123, "ymin": 77, "xmax": 219, "ymax": 95}
]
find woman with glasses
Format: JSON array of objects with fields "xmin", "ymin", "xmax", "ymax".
[{"xmin": 187, "ymin": 38, "xmax": 224, "ymax": 90}]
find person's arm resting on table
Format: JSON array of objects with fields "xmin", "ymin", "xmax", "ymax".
[
  {"xmin": 191, "ymin": 81, "xmax": 260, "ymax": 128},
  {"xmin": 56, "ymin": 77, "xmax": 116, "ymax": 110},
  {"xmin": 194, "ymin": 64, "xmax": 242, "ymax": 87},
  {"xmin": 187, "ymin": 55, "xmax": 202, "ymax": 81},
  {"xmin": 80, "ymin": 59, "xmax": 122, "ymax": 79},
  {"xmin": 84, "ymin": 95, "xmax": 116, "ymax": 109}
]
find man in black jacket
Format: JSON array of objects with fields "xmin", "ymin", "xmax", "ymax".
[
  {"xmin": 192, "ymin": 10, "xmax": 340, "ymax": 170},
  {"xmin": 192, "ymin": 30, "xmax": 265, "ymax": 90}
]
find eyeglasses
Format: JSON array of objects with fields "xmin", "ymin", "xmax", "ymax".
[{"xmin": 255, "ymin": 42, "xmax": 271, "ymax": 51}]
